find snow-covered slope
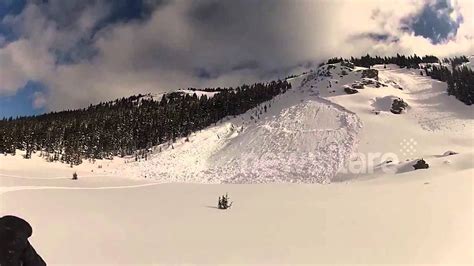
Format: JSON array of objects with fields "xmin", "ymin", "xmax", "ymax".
[
  {"xmin": 1, "ymin": 60, "xmax": 473, "ymax": 264},
  {"xmin": 299, "ymin": 62, "xmax": 473, "ymax": 179},
  {"xmin": 104, "ymin": 62, "xmax": 472, "ymax": 184},
  {"xmin": 111, "ymin": 73, "xmax": 362, "ymax": 183}
]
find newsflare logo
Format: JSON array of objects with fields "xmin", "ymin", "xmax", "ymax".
[{"xmin": 400, "ymin": 138, "xmax": 417, "ymax": 156}]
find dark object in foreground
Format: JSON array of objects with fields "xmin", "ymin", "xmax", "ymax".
[
  {"xmin": 72, "ymin": 172, "xmax": 78, "ymax": 180},
  {"xmin": 218, "ymin": 193, "xmax": 233, "ymax": 210},
  {"xmin": 0, "ymin": 215, "xmax": 46, "ymax": 266},
  {"xmin": 413, "ymin": 159, "xmax": 429, "ymax": 170}
]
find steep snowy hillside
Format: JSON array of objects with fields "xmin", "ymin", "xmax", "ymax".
[{"xmin": 115, "ymin": 75, "xmax": 362, "ymax": 184}]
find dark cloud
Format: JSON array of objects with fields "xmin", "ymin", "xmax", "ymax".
[
  {"xmin": 186, "ymin": 0, "xmax": 311, "ymax": 68},
  {"xmin": 350, "ymin": 33, "xmax": 400, "ymax": 43},
  {"xmin": 194, "ymin": 68, "xmax": 216, "ymax": 79},
  {"xmin": 53, "ymin": 38, "xmax": 99, "ymax": 65},
  {"xmin": 231, "ymin": 61, "xmax": 260, "ymax": 72},
  {"xmin": 91, "ymin": 0, "xmax": 170, "ymax": 34},
  {"xmin": 29, "ymin": 0, "xmax": 166, "ymax": 28}
]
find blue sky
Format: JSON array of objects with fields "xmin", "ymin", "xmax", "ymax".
[
  {"xmin": 0, "ymin": 0, "xmax": 25, "ymax": 19},
  {"xmin": 0, "ymin": 81, "xmax": 46, "ymax": 118},
  {"xmin": 0, "ymin": 0, "xmax": 472, "ymax": 118},
  {"xmin": 408, "ymin": 0, "xmax": 463, "ymax": 44}
]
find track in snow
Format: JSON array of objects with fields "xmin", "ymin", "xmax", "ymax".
[{"xmin": 0, "ymin": 182, "xmax": 161, "ymax": 195}]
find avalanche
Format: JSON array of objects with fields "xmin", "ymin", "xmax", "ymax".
[
  {"xmin": 3, "ymin": 61, "xmax": 473, "ymax": 185},
  {"xmin": 114, "ymin": 72, "xmax": 362, "ymax": 183}
]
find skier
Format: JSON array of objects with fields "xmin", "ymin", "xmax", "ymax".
[{"xmin": 0, "ymin": 215, "xmax": 46, "ymax": 266}]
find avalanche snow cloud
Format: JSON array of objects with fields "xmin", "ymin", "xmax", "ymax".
[{"xmin": 0, "ymin": 0, "xmax": 473, "ymax": 115}]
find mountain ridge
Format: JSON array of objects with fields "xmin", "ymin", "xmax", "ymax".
[{"xmin": 0, "ymin": 54, "xmax": 473, "ymax": 184}]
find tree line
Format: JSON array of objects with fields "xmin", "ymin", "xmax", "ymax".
[
  {"xmin": 325, "ymin": 54, "xmax": 443, "ymax": 68},
  {"xmin": 326, "ymin": 54, "xmax": 469, "ymax": 69},
  {"xmin": 424, "ymin": 64, "xmax": 474, "ymax": 105},
  {"xmin": 0, "ymin": 80, "xmax": 291, "ymax": 165}
]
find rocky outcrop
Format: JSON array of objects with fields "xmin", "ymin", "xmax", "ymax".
[
  {"xmin": 351, "ymin": 82, "xmax": 364, "ymax": 89},
  {"xmin": 361, "ymin": 69, "xmax": 379, "ymax": 80},
  {"xmin": 390, "ymin": 98, "xmax": 408, "ymax": 114},
  {"xmin": 413, "ymin": 159, "xmax": 429, "ymax": 170},
  {"xmin": 360, "ymin": 78, "xmax": 387, "ymax": 88},
  {"xmin": 344, "ymin": 86, "xmax": 358, "ymax": 94}
]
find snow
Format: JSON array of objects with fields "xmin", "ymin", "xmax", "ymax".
[
  {"xmin": 1, "ymin": 61, "xmax": 473, "ymax": 264},
  {"xmin": 1, "ymin": 169, "xmax": 472, "ymax": 264},
  {"xmin": 178, "ymin": 89, "xmax": 220, "ymax": 98},
  {"xmin": 304, "ymin": 63, "xmax": 474, "ymax": 168},
  {"xmin": 464, "ymin": 55, "xmax": 474, "ymax": 70}
]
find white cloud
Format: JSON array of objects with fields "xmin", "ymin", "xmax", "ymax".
[{"xmin": 0, "ymin": 39, "xmax": 54, "ymax": 96}]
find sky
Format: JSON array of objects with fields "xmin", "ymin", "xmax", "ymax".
[{"xmin": 0, "ymin": 0, "xmax": 472, "ymax": 118}]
